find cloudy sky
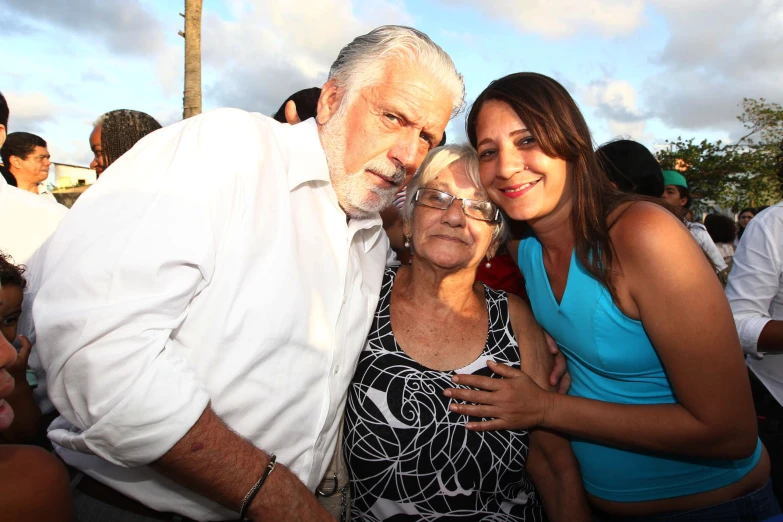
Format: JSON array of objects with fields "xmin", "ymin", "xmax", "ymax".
[{"xmin": 1, "ymin": 0, "xmax": 782, "ymax": 172}]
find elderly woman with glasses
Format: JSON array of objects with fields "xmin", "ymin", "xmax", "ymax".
[{"xmin": 343, "ymin": 145, "xmax": 589, "ymax": 522}]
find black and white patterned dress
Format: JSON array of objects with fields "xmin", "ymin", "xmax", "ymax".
[{"xmin": 344, "ymin": 267, "xmax": 544, "ymax": 521}]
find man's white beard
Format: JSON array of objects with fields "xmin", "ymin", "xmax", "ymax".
[{"xmin": 321, "ymin": 106, "xmax": 406, "ymax": 219}]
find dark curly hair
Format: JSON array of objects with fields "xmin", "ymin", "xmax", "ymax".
[
  {"xmin": 0, "ymin": 252, "xmax": 27, "ymax": 291},
  {"xmin": 704, "ymin": 214, "xmax": 736, "ymax": 244}
]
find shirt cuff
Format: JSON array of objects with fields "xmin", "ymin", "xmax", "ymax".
[
  {"xmin": 738, "ymin": 316, "xmax": 773, "ymax": 357},
  {"xmin": 49, "ymin": 346, "xmax": 210, "ymax": 468}
]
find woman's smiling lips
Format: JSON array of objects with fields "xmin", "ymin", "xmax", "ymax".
[{"xmin": 499, "ymin": 179, "xmax": 540, "ymax": 199}]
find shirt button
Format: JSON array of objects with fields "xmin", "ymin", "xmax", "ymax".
[{"xmin": 333, "ymin": 366, "xmax": 340, "ymax": 375}]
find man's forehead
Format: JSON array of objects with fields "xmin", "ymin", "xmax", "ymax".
[{"xmin": 368, "ymin": 65, "xmax": 452, "ymax": 128}]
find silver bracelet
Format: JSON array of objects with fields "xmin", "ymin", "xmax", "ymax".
[{"xmin": 239, "ymin": 454, "xmax": 277, "ymax": 521}]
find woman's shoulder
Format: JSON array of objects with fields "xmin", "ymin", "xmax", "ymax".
[{"xmin": 609, "ymin": 201, "xmax": 687, "ymax": 255}]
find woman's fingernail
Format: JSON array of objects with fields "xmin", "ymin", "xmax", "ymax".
[{"xmin": 444, "ymin": 390, "xmax": 452, "ymax": 397}]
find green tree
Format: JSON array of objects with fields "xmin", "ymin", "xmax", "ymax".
[{"xmin": 656, "ymin": 98, "xmax": 783, "ymax": 213}]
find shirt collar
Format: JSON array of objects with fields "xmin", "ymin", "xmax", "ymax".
[
  {"xmin": 286, "ymin": 118, "xmax": 330, "ymax": 192},
  {"xmin": 284, "ymin": 118, "xmax": 383, "ymax": 253}
]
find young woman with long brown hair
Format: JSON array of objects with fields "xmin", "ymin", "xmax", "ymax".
[{"xmin": 445, "ymin": 72, "xmax": 777, "ymax": 521}]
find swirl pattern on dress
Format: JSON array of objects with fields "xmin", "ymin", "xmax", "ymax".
[{"xmin": 344, "ymin": 266, "xmax": 543, "ymax": 521}]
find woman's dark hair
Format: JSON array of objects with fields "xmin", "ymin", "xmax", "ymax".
[
  {"xmin": 596, "ymin": 139, "xmax": 664, "ymax": 198},
  {"xmin": 704, "ymin": 214, "xmax": 736, "ymax": 244},
  {"xmin": 272, "ymin": 87, "xmax": 321, "ymax": 123},
  {"xmin": 97, "ymin": 110, "xmax": 162, "ymax": 169},
  {"xmin": 0, "ymin": 132, "xmax": 47, "ymax": 186},
  {"xmin": 0, "ymin": 91, "xmax": 8, "ymax": 129},
  {"xmin": 467, "ymin": 72, "xmax": 647, "ymax": 298},
  {"xmin": 0, "ymin": 252, "xmax": 27, "ymax": 291}
]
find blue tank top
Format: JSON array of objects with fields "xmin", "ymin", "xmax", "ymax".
[{"xmin": 517, "ymin": 234, "xmax": 762, "ymax": 502}]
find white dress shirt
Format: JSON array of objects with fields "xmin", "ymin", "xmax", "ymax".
[
  {"xmin": 726, "ymin": 202, "xmax": 783, "ymax": 405},
  {"xmin": 0, "ymin": 177, "xmax": 67, "ymax": 264},
  {"xmin": 33, "ymin": 110, "xmax": 388, "ymax": 520},
  {"xmin": 687, "ymin": 221, "xmax": 729, "ymax": 272}
]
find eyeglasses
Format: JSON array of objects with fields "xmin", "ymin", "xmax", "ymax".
[{"xmin": 413, "ymin": 188, "xmax": 500, "ymax": 223}]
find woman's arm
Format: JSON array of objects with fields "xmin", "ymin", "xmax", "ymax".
[
  {"xmin": 447, "ymin": 203, "xmax": 758, "ymax": 460},
  {"xmin": 527, "ymin": 429, "xmax": 590, "ymax": 522}
]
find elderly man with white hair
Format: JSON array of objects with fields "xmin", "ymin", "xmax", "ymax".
[{"xmin": 33, "ymin": 26, "xmax": 463, "ymax": 522}]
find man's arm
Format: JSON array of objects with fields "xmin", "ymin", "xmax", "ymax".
[
  {"xmin": 727, "ymin": 210, "xmax": 783, "ymax": 353},
  {"xmin": 152, "ymin": 407, "xmax": 332, "ymax": 520}
]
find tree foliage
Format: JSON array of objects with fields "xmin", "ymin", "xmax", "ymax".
[{"xmin": 655, "ymin": 98, "xmax": 783, "ymax": 213}]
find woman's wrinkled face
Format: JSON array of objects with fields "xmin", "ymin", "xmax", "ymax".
[
  {"xmin": 405, "ymin": 162, "xmax": 497, "ymax": 271},
  {"xmin": 474, "ymin": 99, "xmax": 573, "ymax": 224}
]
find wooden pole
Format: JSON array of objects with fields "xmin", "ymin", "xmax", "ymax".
[{"xmin": 181, "ymin": 0, "xmax": 202, "ymax": 119}]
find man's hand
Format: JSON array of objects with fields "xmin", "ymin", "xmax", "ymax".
[{"xmin": 545, "ymin": 332, "xmax": 571, "ymax": 394}]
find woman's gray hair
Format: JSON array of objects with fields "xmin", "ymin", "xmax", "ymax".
[
  {"xmin": 328, "ymin": 25, "xmax": 465, "ymax": 118},
  {"xmin": 403, "ymin": 144, "xmax": 508, "ymax": 246}
]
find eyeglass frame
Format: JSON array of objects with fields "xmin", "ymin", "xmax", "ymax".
[{"xmin": 412, "ymin": 188, "xmax": 501, "ymax": 223}]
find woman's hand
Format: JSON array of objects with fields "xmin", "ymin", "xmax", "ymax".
[
  {"xmin": 444, "ymin": 360, "xmax": 554, "ymax": 431},
  {"xmin": 546, "ymin": 332, "xmax": 571, "ymax": 394}
]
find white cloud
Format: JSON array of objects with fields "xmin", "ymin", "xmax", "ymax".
[
  {"xmin": 582, "ymin": 78, "xmax": 652, "ymax": 141},
  {"xmin": 4, "ymin": 92, "xmax": 58, "ymax": 133},
  {"xmin": 642, "ymin": 0, "xmax": 783, "ymax": 137},
  {"xmin": 200, "ymin": 0, "xmax": 415, "ymax": 114},
  {"xmin": 438, "ymin": 0, "xmax": 645, "ymax": 38},
  {"xmin": 0, "ymin": 0, "xmax": 166, "ymax": 56}
]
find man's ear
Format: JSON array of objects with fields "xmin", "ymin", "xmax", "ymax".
[
  {"xmin": 0, "ymin": 124, "xmax": 5, "ymax": 148},
  {"xmin": 284, "ymin": 100, "xmax": 301, "ymax": 125},
  {"xmin": 316, "ymin": 79, "xmax": 343, "ymax": 125}
]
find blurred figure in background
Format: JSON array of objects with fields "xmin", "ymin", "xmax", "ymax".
[
  {"xmin": 0, "ymin": 132, "xmax": 53, "ymax": 199},
  {"xmin": 737, "ymin": 208, "xmax": 756, "ymax": 245},
  {"xmin": 705, "ymin": 213, "xmax": 737, "ymax": 267},
  {"xmin": 727, "ymin": 203, "xmax": 783, "ymax": 504},
  {"xmin": 661, "ymin": 170, "xmax": 729, "ymax": 277},
  {"xmin": 89, "ymin": 109, "xmax": 162, "ymax": 177},
  {"xmin": 0, "ymin": 93, "xmax": 67, "ymax": 265}
]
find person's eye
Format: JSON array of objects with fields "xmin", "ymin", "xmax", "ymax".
[
  {"xmin": 420, "ymin": 133, "xmax": 433, "ymax": 146},
  {"xmin": 518, "ymin": 136, "xmax": 535, "ymax": 147},
  {"xmin": 385, "ymin": 113, "xmax": 399, "ymax": 123},
  {"xmin": 478, "ymin": 148, "xmax": 496, "ymax": 159},
  {"xmin": 2, "ymin": 316, "xmax": 18, "ymax": 326}
]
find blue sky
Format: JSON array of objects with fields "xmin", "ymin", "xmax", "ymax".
[{"xmin": 1, "ymin": 0, "xmax": 781, "ymax": 177}]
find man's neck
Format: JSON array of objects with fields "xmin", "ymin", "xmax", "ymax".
[{"xmin": 18, "ymin": 178, "xmax": 41, "ymax": 195}]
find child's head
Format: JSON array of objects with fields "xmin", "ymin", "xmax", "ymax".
[{"xmin": 0, "ymin": 253, "xmax": 26, "ymax": 344}]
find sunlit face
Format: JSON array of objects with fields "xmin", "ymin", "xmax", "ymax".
[
  {"xmin": 319, "ymin": 61, "xmax": 452, "ymax": 218},
  {"xmin": 0, "ymin": 285, "xmax": 22, "ymax": 344},
  {"xmin": 474, "ymin": 100, "xmax": 573, "ymax": 224},
  {"xmin": 11, "ymin": 145, "xmax": 50, "ymax": 185},
  {"xmin": 739, "ymin": 211, "xmax": 755, "ymax": 227},
  {"xmin": 89, "ymin": 125, "xmax": 105, "ymax": 176},
  {"xmin": 405, "ymin": 162, "xmax": 497, "ymax": 270},
  {"xmin": 662, "ymin": 185, "xmax": 687, "ymax": 208}
]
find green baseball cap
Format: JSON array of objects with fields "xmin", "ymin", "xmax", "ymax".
[{"xmin": 662, "ymin": 170, "xmax": 688, "ymax": 189}]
